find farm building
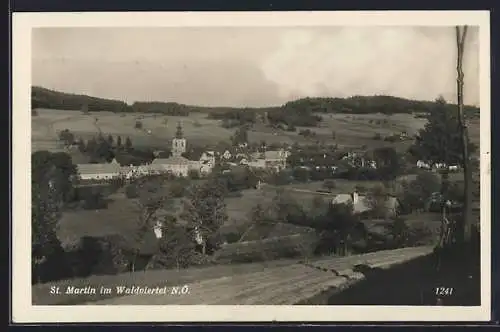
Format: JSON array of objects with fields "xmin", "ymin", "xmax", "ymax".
[
  {"xmin": 76, "ymin": 159, "xmax": 122, "ymax": 181},
  {"xmin": 331, "ymin": 191, "xmax": 401, "ymax": 218}
]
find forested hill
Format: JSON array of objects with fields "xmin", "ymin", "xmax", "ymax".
[{"xmin": 31, "ymin": 86, "xmax": 480, "ymax": 119}]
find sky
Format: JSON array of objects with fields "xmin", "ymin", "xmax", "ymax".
[{"xmin": 32, "ymin": 26, "xmax": 480, "ymax": 107}]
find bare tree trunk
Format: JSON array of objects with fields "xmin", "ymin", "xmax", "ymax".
[{"xmin": 455, "ymin": 25, "xmax": 473, "ymax": 243}]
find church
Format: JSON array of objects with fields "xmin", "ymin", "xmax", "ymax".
[{"xmin": 149, "ymin": 122, "xmax": 191, "ymax": 177}]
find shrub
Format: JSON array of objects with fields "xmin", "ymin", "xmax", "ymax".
[
  {"xmin": 125, "ymin": 184, "xmax": 139, "ymax": 198},
  {"xmin": 213, "ymin": 233, "xmax": 319, "ymax": 264},
  {"xmin": 323, "ymin": 179, "xmax": 336, "ymax": 191},
  {"xmin": 224, "ymin": 232, "xmax": 242, "ymax": 244},
  {"xmin": 188, "ymin": 169, "xmax": 200, "ymax": 180},
  {"xmin": 372, "ymin": 133, "xmax": 382, "ymax": 140},
  {"xmin": 226, "ymin": 191, "xmax": 243, "ymax": 198},
  {"xmin": 135, "ymin": 121, "xmax": 143, "ymax": 129}
]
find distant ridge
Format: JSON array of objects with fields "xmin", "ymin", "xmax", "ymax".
[{"xmin": 31, "ymin": 86, "xmax": 480, "ymax": 117}]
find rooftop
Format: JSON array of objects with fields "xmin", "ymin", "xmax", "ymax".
[
  {"xmin": 76, "ymin": 162, "xmax": 121, "ymax": 175},
  {"xmin": 151, "ymin": 156, "xmax": 190, "ymax": 166}
]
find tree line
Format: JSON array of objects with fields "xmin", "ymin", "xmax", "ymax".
[{"xmin": 32, "ymin": 87, "xmax": 479, "ymax": 129}]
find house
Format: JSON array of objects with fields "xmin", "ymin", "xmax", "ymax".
[
  {"xmin": 341, "ymin": 151, "xmax": 374, "ymax": 168},
  {"xmin": 247, "ymin": 159, "xmax": 267, "ymax": 169},
  {"xmin": 221, "ymin": 150, "xmax": 232, "ymax": 160},
  {"xmin": 150, "ymin": 156, "xmax": 190, "ymax": 177},
  {"xmin": 250, "ymin": 149, "xmax": 289, "ymax": 171},
  {"xmin": 200, "ymin": 151, "xmax": 216, "ymax": 164},
  {"xmin": 238, "ymin": 157, "xmax": 249, "ymax": 165},
  {"xmin": 119, "ymin": 164, "xmax": 154, "ymax": 180},
  {"xmin": 76, "ymin": 159, "xmax": 122, "ymax": 181},
  {"xmin": 198, "ymin": 151, "xmax": 216, "ymax": 172},
  {"xmin": 433, "ymin": 162, "xmax": 448, "ymax": 170},
  {"xmin": 331, "ymin": 191, "xmax": 401, "ymax": 218},
  {"xmin": 417, "ymin": 160, "xmax": 431, "ymax": 169}
]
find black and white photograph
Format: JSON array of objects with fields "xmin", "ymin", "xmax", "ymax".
[{"xmin": 12, "ymin": 11, "xmax": 491, "ymax": 323}]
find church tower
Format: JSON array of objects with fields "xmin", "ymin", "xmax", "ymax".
[{"xmin": 172, "ymin": 122, "xmax": 187, "ymax": 157}]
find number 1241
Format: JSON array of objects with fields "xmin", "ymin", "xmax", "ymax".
[{"xmin": 435, "ymin": 287, "xmax": 454, "ymax": 296}]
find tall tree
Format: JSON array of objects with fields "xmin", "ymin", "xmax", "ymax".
[
  {"xmin": 455, "ymin": 25, "xmax": 474, "ymax": 242},
  {"xmin": 371, "ymin": 147, "xmax": 403, "ymax": 180},
  {"xmin": 182, "ymin": 178, "xmax": 228, "ymax": 255},
  {"xmin": 411, "ymin": 96, "xmax": 476, "ymax": 167},
  {"xmin": 410, "ymin": 96, "xmax": 477, "ymax": 198},
  {"xmin": 31, "ymin": 151, "xmax": 76, "ymax": 283},
  {"xmin": 107, "ymin": 135, "xmax": 114, "ymax": 147},
  {"xmin": 231, "ymin": 126, "xmax": 248, "ymax": 146},
  {"xmin": 116, "ymin": 136, "xmax": 122, "ymax": 149},
  {"xmin": 77, "ymin": 138, "xmax": 86, "ymax": 153},
  {"xmin": 128, "ymin": 176, "xmax": 168, "ymax": 272},
  {"xmin": 125, "ymin": 136, "xmax": 133, "ymax": 150}
]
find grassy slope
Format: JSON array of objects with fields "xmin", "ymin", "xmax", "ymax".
[
  {"xmin": 32, "ymin": 258, "xmax": 301, "ymax": 305},
  {"xmin": 75, "ymin": 246, "xmax": 435, "ymax": 305},
  {"xmin": 32, "ymin": 108, "xmax": 480, "ymax": 158}
]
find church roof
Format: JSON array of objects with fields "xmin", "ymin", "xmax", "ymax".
[{"xmin": 151, "ymin": 156, "xmax": 190, "ymax": 165}]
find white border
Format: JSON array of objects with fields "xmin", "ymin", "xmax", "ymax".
[{"xmin": 12, "ymin": 11, "xmax": 491, "ymax": 323}]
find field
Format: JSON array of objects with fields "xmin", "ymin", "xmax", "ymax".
[
  {"xmin": 82, "ymin": 246, "xmax": 435, "ymax": 305},
  {"xmin": 32, "ymin": 108, "xmax": 480, "ymax": 153},
  {"xmin": 32, "ymin": 245, "xmax": 434, "ymax": 305}
]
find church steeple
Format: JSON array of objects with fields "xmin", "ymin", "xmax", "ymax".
[
  {"xmin": 172, "ymin": 122, "xmax": 187, "ymax": 157},
  {"xmin": 175, "ymin": 122, "xmax": 184, "ymax": 139}
]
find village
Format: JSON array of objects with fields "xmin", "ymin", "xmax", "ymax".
[{"xmin": 28, "ymin": 23, "xmax": 483, "ymax": 308}]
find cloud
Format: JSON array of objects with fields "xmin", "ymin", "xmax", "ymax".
[
  {"xmin": 32, "ymin": 27, "xmax": 480, "ymax": 107},
  {"xmin": 261, "ymin": 27, "xmax": 479, "ymax": 106}
]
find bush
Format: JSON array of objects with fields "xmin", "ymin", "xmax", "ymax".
[
  {"xmin": 323, "ymin": 179, "xmax": 336, "ymax": 191},
  {"xmin": 168, "ymin": 180, "xmax": 188, "ymax": 198},
  {"xmin": 135, "ymin": 121, "xmax": 143, "ymax": 129},
  {"xmin": 125, "ymin": 184, "xmax": 139, "ymax": 198},
  {"xmin": 226, "ymin": 191, "xmax": 243, "ymax": 198},
  {"xmin": 213, "ymin": 233, "xmax": 319, "ymax": 264},
  {"xmin": 82, "ymin": 192, "xmax": 108, "ymax": 210},
  {"xmin": 293, "ymin": 167, "xmax": 310, "ymax": 182},
  {"xmin": 224, "ymin": 232, "xmax": 242, "ymax": 244},
  {"xmin": 372, "ymin": 133, "xmax": 382, "ymax": 140},
  {"xmin": 188, "ymin": 169, "xmax": 200, "ymax": 180}
]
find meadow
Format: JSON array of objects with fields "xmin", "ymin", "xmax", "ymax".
[
  {"xmin": 31, "ymin": 108, "xmax": 481, "ymax": 153},
  {"xmin": 32, "ymin": 246, "xmax": 434, "ymax": 305}
]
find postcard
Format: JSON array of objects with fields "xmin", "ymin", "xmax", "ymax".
[{"xmin": 11, "ymin": 10, "xmax": 491, "ymax": 323}]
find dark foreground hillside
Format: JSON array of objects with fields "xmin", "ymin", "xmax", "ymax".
[{"xmin": 326, "ymin": 243, "xmax": 481, "ymax": 306}]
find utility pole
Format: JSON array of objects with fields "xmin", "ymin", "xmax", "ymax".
[{"xmin": 455, "ymin": 25, "xmax": 473, "ymax": 243}]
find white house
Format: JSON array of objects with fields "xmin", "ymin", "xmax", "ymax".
[
  {"xmin": 221, "ymin": 150, "xmax": 232, "ymax": 160},
  {"xmin": 153, "ymin": 220, "xmax": 163, "ymax": 239},
  {"xmin": 331, "ymin": 191, "xmax": 400, "ymax": 217},
  {"xmin": 433, "ymin": 162, "xmax": 448, "ymax": 170},
  {"xmin": 416, "ymin": 160, "xmax": 431, "ymax": 169}
]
